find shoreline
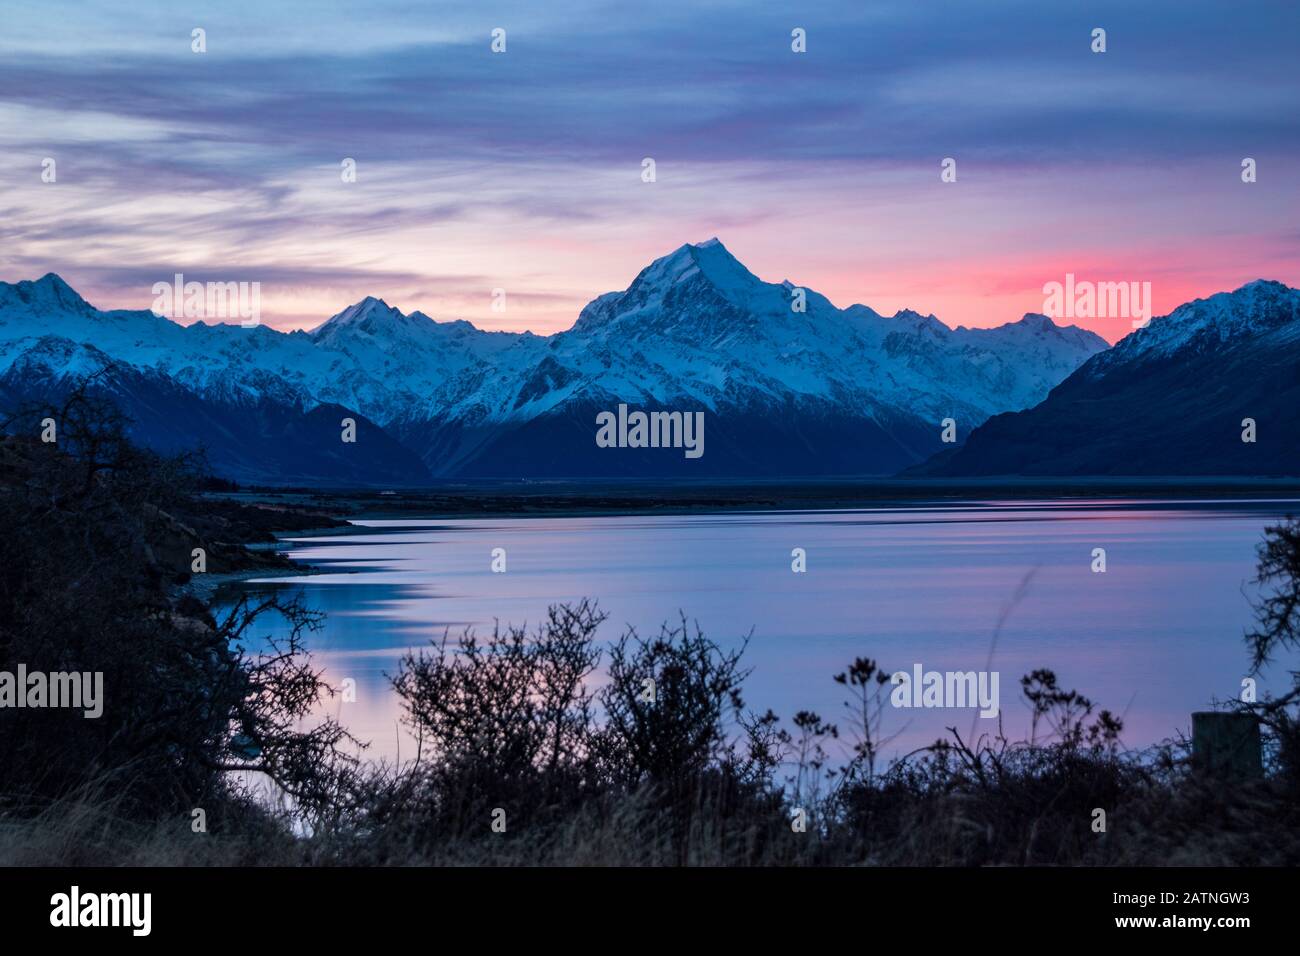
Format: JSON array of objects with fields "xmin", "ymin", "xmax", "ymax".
[
  {"xmin": 178, "ymin": 522, "xmax": 361, "ymax": 598},
  {"xmin": 179, "ymin": 560, "xmax": 324, "ymax": 603},
  {"xmin": 209, "ymin": 483, "xmax": 1300, "ymax": 523}
]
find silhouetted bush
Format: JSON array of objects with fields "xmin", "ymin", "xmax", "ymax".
[
  {"xmin": 387, "ymin": 600, "xmax": 604, "ymax": 836},
  {"xmin": 1238, "ymin": 517, "xmax": 1300, "ymax": 786},
  {"xmin": 0, "ymin": 383, "xmax": 354, "ymax": 830}
]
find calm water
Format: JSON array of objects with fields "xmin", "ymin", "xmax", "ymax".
[{"xmin": 230, "ymin": 500, "xmax": 1300, "ymax": 763}]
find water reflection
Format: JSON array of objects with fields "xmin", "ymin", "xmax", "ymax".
[{"xmin": 224, "ymin": 500, "xmax": 1300, "ymax": 763}]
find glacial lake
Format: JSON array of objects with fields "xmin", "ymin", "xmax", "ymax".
[{"xmin": 228, "ymin": 500, "xmax": 1300, "ymax": 765}]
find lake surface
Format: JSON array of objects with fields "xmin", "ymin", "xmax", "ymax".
[{"xmin": 229, "ymin": 500, "xmax": 1300, "ymax": 764}]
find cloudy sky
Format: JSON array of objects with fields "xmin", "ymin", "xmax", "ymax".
[{"xmin": 2, "ymin": 0, "xmax": 1297, "ymax": 342}]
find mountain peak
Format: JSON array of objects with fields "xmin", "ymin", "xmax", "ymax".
[
  {"xmin": 0, "ymin": 272, "xmax": 95, "ymax": 315},
  {"xmin": 980, "ymin": 312, "xmax": 1109, "ymax": 351},
  {"xmin": 890, "ymin": 309, "xmax": 949, "ymax": 337},
  {"xmin": 1234, "ymin": 278, "xmax": 1288, "ymax": 295},
  {"xmin": 893, "ymin": 308, "xmax": 941, "ymax": 323},
  {"xmin": 1111, "ymin": 277, "xmax": 1300, "ymax": 359},
  {"xmin": 635, "ymin": 238, "xmax": 762, "ymax": 298},
  {"xmin": 1014, "ymin": 312, "xmax": 1059, "ymax": 330},
  {"xmin": 33, "ymin": 272, "xmax": 77, "ymax": 294},
  {"xmin": 310, "ymin": 295, "xmax": 405, "ymax": 337},
  {"xmin": 684, "ymin": 237, "xmax": 759, "ymax": 289},
  {"xmin": 347, "ymin": 295, "xmax": 397, "ymax": 317},
  {"xmin": 569, "ymin": 238, "xmax": 785, "ymax": 339}
]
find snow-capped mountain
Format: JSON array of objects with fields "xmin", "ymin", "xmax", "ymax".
[
  {"xmin": 0, "ymin": 275, "xmax": 521, "ymax": 422},
  {"xmin": 915, "ymin": 279, "xmax": 1300, "ymax": 477},
  {"xmin": 0, "ymin": 239, "xmax": 1109, "ymax": 481},
  {"xmin": 511, "ymin": 239, "xmax": 1104, "ymax": 427},
  {"xmin": 307, "ymin": 295, "xmax": 535, "ymax": 422},
  {"xmin": 386, "ymin": 239, "xmax": 1108, "ymax": 476},
  {"xmin": 0, "ymin": 336, "xmax": 433, "ymax": 487}
]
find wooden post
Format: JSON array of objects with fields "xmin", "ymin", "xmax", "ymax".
[{"xmin": 1191, "ymin": 712, "xmax": 1262, "ymax": 779}]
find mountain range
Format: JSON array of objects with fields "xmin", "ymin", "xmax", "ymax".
[{"xmin": 6, "ymin": 239, "xmax": 1286, "ymax": 484}]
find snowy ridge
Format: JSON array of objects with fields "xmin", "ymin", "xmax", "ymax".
[
  {"xmin": 1082, "ymin": 279, "xmax": 1300, "ymax": 379},
  {"xmin": 916, "ymin": 278, "xmax": 1300, "ymax": 479},
  {"xmin": 488, "ymin": 239, "xmax": 1110, "ymax": 429},
  {"xmin": 0, "ymin": 239, "xmax": 1113, "ymax": 476}
]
